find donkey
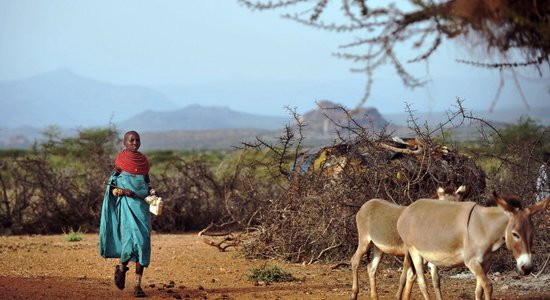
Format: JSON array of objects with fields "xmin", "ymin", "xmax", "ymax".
[
  {"xmin": 350, "ymin": 185, "xmax": 468, "ymax": 300},
  {"xmin": 397, "ymin": 192, "xmax": 550, "ymax": 300}
]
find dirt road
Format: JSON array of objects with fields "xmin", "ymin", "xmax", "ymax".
[{"xmin": 0, "ymin": 233, "xmax": 548, "ymax": 299}]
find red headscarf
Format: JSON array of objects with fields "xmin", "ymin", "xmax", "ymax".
[{"xmin": 114, "ymin": 149, "xmax": 150, "ymax": 175}]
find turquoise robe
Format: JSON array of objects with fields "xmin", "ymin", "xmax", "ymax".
[{"xmin": 99, "ymin": 171, "xmax": 151, "ymax": 267}]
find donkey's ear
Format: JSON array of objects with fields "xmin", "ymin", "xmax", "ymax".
[
  {"xmin": 494, "ymin": 191, "xmax": 515, "ymax": 213},
  {"xmin": 437, "ymin": 187, "xmax": 445, "ymax": 200},
  {"xmin": 527, "ymin": 197, "xmax": 550, "ymax": 215},
  {"xmin": 456, "ymin": 185, "xmax": 469, "ymax": 201}
]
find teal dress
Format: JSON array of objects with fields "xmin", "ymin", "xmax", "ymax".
[{"xmin": 99, "ymin": 171, "xmax": 151, "ymax": 267}]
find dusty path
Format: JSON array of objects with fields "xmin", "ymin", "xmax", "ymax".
[{"xmin": 0, "ymin": 233, "xmax": 548, "ymax": 299}]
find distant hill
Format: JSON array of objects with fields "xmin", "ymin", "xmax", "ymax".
[
  {"xmin": 301, "ymin": 100, "xmax": 389, "ymax": 134},
  {"xmin": 137, "ymin": 103, "xmax": 389, "ymax": 150},
  {"xmin": 0, "ymin": 69, "xmax": 178, "ymax": 128},
  {"xmin": 118, "ymin": 104, "xmax": 291, "ymax": 132},
  {"xmin": 1, "ymin": 100, "xmax": 539, "ymax": 151},
  {"xmin": 0, "ymin": 126, "xmax": 37, "ymax": 149},
  {"xmin": 139, "ymin": 128, "xmax": 277, "ymax": 151}
]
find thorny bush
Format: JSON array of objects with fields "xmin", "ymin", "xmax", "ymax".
[
  {"xmin": 237, "ymin": 107, "xmax": 485, "ymax": 264},
  {"xmin": 0, "ymin": 127, "xmax": 118, "ymax": 234},
  {"xmin": 231, "ymin": 103, "xmax": 550, "ymax": 275}
]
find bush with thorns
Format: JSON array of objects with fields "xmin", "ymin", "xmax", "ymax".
[
  {"xmin": 231, "ymin": 106, "xmax": 488, "ymax": 264},
  {"xmin": 218, "ymin": 103, "xmax": 549, "ymax": 276}
]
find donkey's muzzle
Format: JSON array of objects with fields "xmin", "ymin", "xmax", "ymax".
[
  {"xmin": 518, "ymin": 263, "xmax": 533, "ymax": 275},
  {"xmin": 516, "ymin": 253, "xmax": 533, "ymax": 275}
]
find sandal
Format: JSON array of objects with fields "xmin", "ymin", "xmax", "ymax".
[
  {"xmin": 114, "ymin": 265, "xmax": 129, "ymax": 290},
  {"xmin": 134, "ymin": 286, "xmax": 146, "ymax": 298}
]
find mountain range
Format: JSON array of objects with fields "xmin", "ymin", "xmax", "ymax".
[
  {"xmin": 1, "ymin": 69, "xmax": 549, "ymax": 150},
  {"xmin": 0, "ymin": 69, "xmax": 178, "ymax": 128},
  {"xmin": 118, "ymin": 105, "xmax": 289, "ymax": 132}
]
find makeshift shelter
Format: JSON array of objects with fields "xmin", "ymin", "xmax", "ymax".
[{"xmin": 290, "ymin": 137, "xmax": 486, "ymax": 204}]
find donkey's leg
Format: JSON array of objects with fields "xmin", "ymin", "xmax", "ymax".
[
  {"xmin": 351, "ymin": 238, "xmax": 371, "ymax": 300},
  {"xmin": 428, "ymin": 263, "xmax": 443, "ymax": 300},
  {"xmin": 400, "ymin": 252, "xmax": 416, "ymax": 300},
  {"xmin": 409, "ymin": 249, "xmax": 431, "ymax": 300},
  {"xmin": 367, "ymin": 246, "xmax": 383, "ymax": 300},
  {"xmin": 466, "ymin": 260, "xmax": 492, "ymax": 300}
]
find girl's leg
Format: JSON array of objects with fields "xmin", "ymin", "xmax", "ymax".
[
  {"xmin": 114, "ymin": 262, "xmax": 129, "ymax": 290},
  {"xmin": 135, "ymin": 262, "xmax": 144, "ymax": 287},
  {"xmin": 134, "ymin": 262, "xmax": 146, "ymax": 297}
]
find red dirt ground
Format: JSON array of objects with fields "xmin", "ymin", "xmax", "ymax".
[{"xmin": 0, "ymin": 233, "xmax": 549, "ymax": 299}]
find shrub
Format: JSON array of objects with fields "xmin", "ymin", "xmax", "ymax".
[
  {"xmin": 63, "ymin": 227, "xmax": 83, "ymax": 242},
  {"xmin": 247, "ymin": 265, "xmax": 296, "ymax": 283}
]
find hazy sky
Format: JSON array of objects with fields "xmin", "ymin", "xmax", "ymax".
[{"xmin": 1, "ymin": 0, "xmax": 548, "ymax": 115}]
